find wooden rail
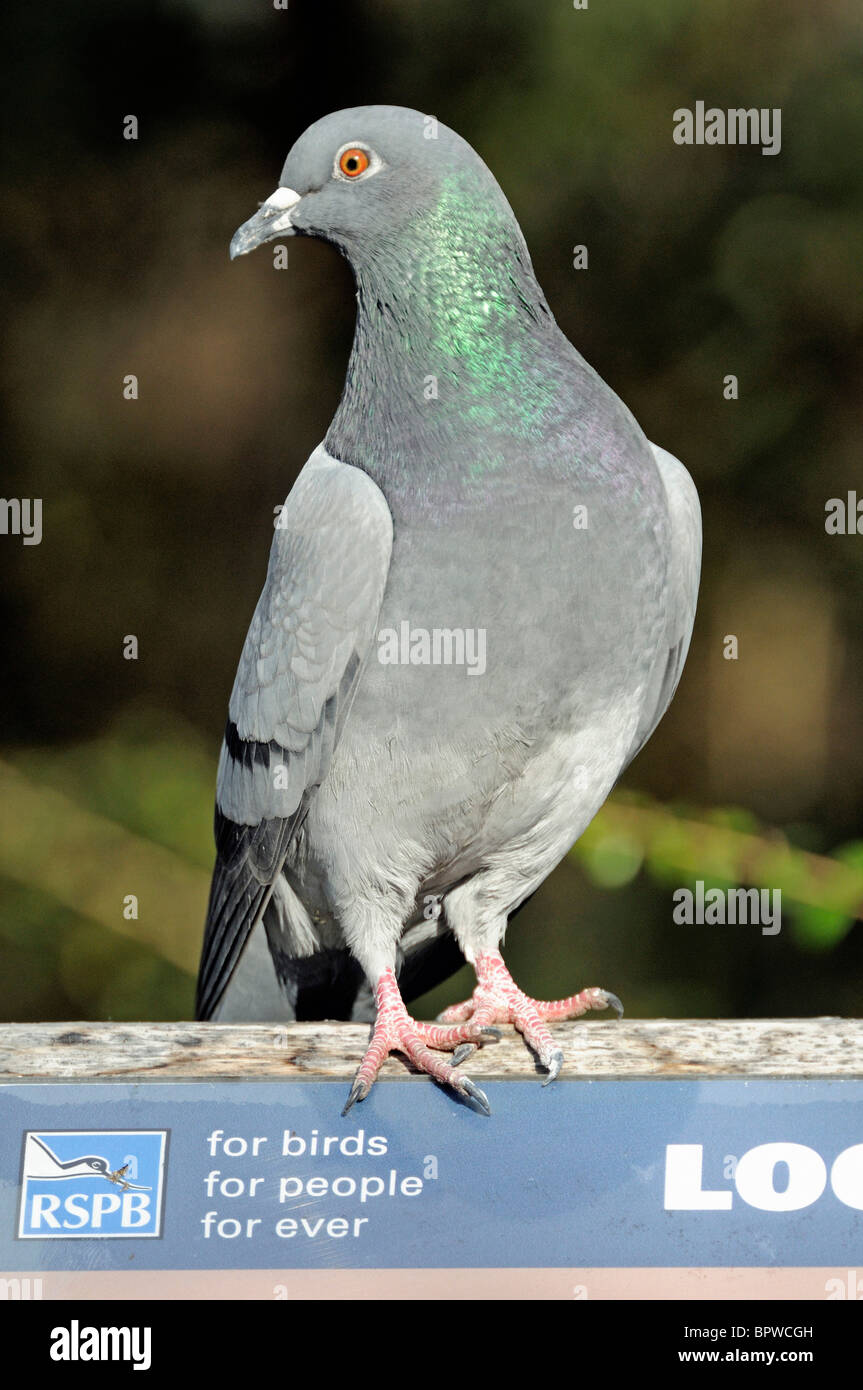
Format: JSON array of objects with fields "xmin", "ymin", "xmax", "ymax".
[{"xmin": 0, "ymin": 1018, "xmax": 859, "ymax": 1081}]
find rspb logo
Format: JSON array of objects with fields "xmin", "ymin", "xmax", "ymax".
[{"xmin": 17, "ymin": 1130, "xmax": 168, "ymax": 1240}]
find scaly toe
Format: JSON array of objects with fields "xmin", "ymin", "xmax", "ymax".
[{"xmin": 436, "ymin": 998, "xmax": 476, "ymax": 1024}]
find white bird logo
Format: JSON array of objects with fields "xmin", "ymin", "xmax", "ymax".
[{"xmin": 23, "ymin": 1135, "xmax": 151, "ymax": 1191}]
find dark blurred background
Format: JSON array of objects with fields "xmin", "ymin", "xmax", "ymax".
[{"xmin": 1, "ymin": 0, "xmax": 862, "ymax": 1025}]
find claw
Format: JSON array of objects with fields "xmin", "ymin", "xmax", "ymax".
[
  {"xmin": 601, "ymin": 991, "xmax": 624, "ymax": 1019},
  {"xmin": 479, "ymin": 1026, "xmax": 502, "ymax": 1041},
  {"xmin": 341, "ymin": 1077, "xmax": 367, "ymax": 1116},
  {"xmin": 542, "ymin": 1047, "xmax": 564, "ymax": 1086},
  {"xmin": 459, "ymin": 1077, "xmax": 491, "ymax": 1116},
  {"xmin": 451, "ymin": 1042, "xmax": 476, "ymax": 1066}
]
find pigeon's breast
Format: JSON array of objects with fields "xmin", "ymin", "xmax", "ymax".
[
  {"xmin": 358, "ymin": 427, "xmax": 669, "ymax": 739},
  {"xmin": 301, "ymin": 415, "xmax": 670, "ymax": 903}
]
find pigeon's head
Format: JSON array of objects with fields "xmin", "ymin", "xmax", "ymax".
[{"xmin": 229, "ymin": 105, "xmax": 518, "ymax": 266}]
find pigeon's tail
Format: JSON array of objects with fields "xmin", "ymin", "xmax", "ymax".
[
  {"xmin": 195, "ymin": 860, "xmax": 275, "ymax": 1021},
  {"xmin": 195, "ymin": 811, "xmax": 296, "ymax": 1021}
]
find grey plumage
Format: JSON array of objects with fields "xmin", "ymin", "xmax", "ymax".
[
  {"xmin": 198, "ymin": 106, "xmax": 700, "ymax": 1095},
  {"xmin": 197, "ymin": 452, "xmax": 392, "ymax": 1020}
]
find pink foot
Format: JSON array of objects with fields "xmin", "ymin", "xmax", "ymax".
[
  {"xmin": 437, "ymin": 949, "xmax": 623, "ymax": 1083},
  {"xmin": 343, "ymin": 968, "xmax": 492, "ymax": 1115}
]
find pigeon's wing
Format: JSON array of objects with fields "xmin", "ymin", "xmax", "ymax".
[
  {"xmin": 196, "ymin": 446, "xmax": 393, "ymax": 1020},
  {"xmin": 626, "ymin": 442, "xmax": 701, "ymax": 763}
]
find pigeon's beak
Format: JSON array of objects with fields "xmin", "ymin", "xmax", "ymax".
[{"xmin": 229, "ymin": 187, "xmax": 302, "ymax": 260}]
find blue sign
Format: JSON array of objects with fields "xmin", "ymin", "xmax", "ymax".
[{"xmin": 1, "ymin": 1080, "xmax": 861, "ymax": 1297}]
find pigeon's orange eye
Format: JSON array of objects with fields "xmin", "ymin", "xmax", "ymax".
[{"xmin": 339, "ymin": 147, "xmax": 370, "ymax": 178}]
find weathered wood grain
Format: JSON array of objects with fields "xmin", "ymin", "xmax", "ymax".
[{"xmin": 0, "ymin": 1018, "xmax": 859, "ymax": 1082}]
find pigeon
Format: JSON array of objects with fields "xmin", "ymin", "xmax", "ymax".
[{"xmin": 197, "ymin": 105, "xmax": 701, "ymax": 1115}]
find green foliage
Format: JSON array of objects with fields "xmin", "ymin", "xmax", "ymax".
[
  {"xmin": 790, "ymin": 843, "xmax": 863, "ymax": 952},
  {"xmin": 17, "ymin": 706, "xmax": 215, "ymax": 869},
  {"xmin": 574, "ymin": 797, "xmax": 862, "ymax": 955}
]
